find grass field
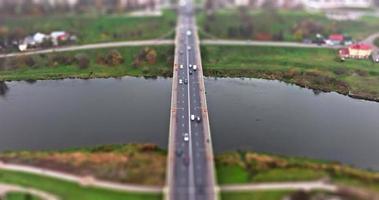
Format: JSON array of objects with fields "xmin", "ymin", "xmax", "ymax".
[
  {"xmin": 221, "ymin": 191, "xmax": 292, "ymax": 200},
  {"xmin": 216, "ymin": 151, "xmax": 379, "ymax": 194},
  {"xmin": 0, "ymin": 169, "xmax": 162, "ymax": 200},
  {"xmin": 201, "ymin": 45, "xmax": 379, "ymax": 101},
  {"xmin": 0, "ymin": 10, "xmax": 176, "ymax": 45},
  {"xmin": 197, "ymin": 9, "xmax": 379, "ymax": 41},
  {"xmin": 0, "ymin": 144, "xmax": 167, "ymax": 186},
  {"xmin": 0, "ymin": 45, "xmax": 174, "ymax": 81},
  {"xmin": 4, "ymin": 192, "xmax": 42, "ymax": 200}
]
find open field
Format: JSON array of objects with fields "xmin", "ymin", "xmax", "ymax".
[
  {"xmin": 0, "ymin": 169, "xmax": 161, "ymax": 200},
  {"xmin": 4, "ymin": 192, "xmax": 42, "ymax": 200},
  {"xmin": 216, "ymin": 151, "xmax": 379, "ymax": 194},
  {"xmin": 221, "ymin": 191, "xmax": 292, "ymax": 200},
  {"xmin": 0, "ymin": 10, "xmax": 176, "ymax": 45},
  {"xmin": 0, "ymin": 144, "xmax": 166, "ymax": 186},
  {"xmin": 201, "ymin": 45, "xmax": 379, "ymax": 101},
  {"xmin": 197, "ymin": 9, "xmax": 379, "ymax": 41},
  {"xmin": 2, "ymin": 144, "xmax": 379, "ymax": 196},
  {"xmin": 0, "ymin": 45, "xmax": 174, "ymax": 81}
]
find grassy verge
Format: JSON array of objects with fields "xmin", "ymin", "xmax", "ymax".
[
  {"xmin": 201, "ymin": 45, "xmax": 379, "ymax": 101},
  {"xmin": 197, "ymin": 9, "xmax": 379, "ymax": 41},
  {"xmin": 0, "ymin": 46, "xmax": 174, "ymax": 81},
  {"xmin": 0, "ymin": 144, "xmax": 166, "ymax": 186},
  {"xmin": 0, "ymin": 169, "xmax": 161, "ymax": 200},
  {"xmin": 0, "ymin": 10, "xmax": 176, "ymax": 45},
  {"xmin": 216, "ymin": 151, "xmax": 379, "ymax": 193},
  {"xmin": 221, "ymin": 191, "xmax": 293, "ymax": 200},
  {"xmin": 4, "ymin": 192, "xmax": 42, "ymax": 200}
]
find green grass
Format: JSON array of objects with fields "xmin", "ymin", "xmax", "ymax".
[
  {"xmin": 216, "ymin": 164, "xmax": 249, "ymax": 184},
  {"xmin": 4, "ymin": 192, "xmax": 42, "ymax": 200},
  {"xmin": 0, "ymin": 10, "xmax": 176, "ymax": 44},
  {"xmin": 197, "ymin": 9, "xmax": 379, "ymax": 41},
  {"xmin": 221, "ymin": 191, "xmax": 292, "ymax": 200},
  {"xmin": 201, "ymin": 45, "xmax": 379, "ymax": 101},
  {"xmin": 251, "ymin": 168, "xmax": 327, "ymax": 183},
  {"xmin": 0, "ymin": 45, "xmax": 174, "ymax": 81},
  {"xmin": 0, "ymin": 169, "xmax": 161, "ymax": 200}
]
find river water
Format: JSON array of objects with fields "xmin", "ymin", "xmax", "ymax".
[{"xmin": 0, "ymin": 77, "xmax": 379, "ymax": 170}]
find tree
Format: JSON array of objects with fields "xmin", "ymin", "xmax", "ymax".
[
  {"xmin": 145, "ymin": 48, "xmax": 157, "ymax": 64},
  {"xmin": 105, "ymin": 49, "xmax": 124, "ymax": 66}
]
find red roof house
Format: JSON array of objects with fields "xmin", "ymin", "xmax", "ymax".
[{"xmin": 339, "ymin": 43, "xmax": 373, "ymax": 60}]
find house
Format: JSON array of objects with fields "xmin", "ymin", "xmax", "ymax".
[
  {"xmin": 339, "ymin": 43, "xmax": 373, "ymax": 61},
  {"xmin": 50, "ymin": 31, "xmax": 69, "ymax": 46},
  {"xmin": 326, "ymin": 34, "xmax": 344, "ymax": 45}
]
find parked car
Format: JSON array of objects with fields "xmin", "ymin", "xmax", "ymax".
[
  {"xmin": 180, "ymin": 64, "xmax": 184, "ymax": 69},
  {"xmin": 193, "ymin": 65, "xmax": 197, "ymax": 71}
]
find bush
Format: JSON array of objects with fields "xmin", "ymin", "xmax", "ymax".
[
  {"xmin": 96, "ymin": 49, "xmax": 124, "ymax": 66},
  {"xmin": 74, "ymin": 53, "xmax": 90, "ymax": 69}
]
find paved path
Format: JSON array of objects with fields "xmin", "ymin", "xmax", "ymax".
[
  {"xmin": 0, "ymin": 183, "xmax": 59, "ymax": 200},
  {"xmin": 361, "ymin": 32, "xmax": 379, "ymax": 50},
  {"xmin": 0, "ymin": 161, "xmax": 162, "ymax": 193},
  {"xmin": 201, "ymin": 39, "xmax": 342, "ymax": 49},
  {"xmin": 220, "ymin": 180, "xmax": 338, "ymax": 192},
  {"xmin": 0, "ymin": 39, "xmax": 174, "ymax": 58}
]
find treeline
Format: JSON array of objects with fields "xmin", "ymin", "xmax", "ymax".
[{"xmin": 0, "ymin": 48, "xmax": 161, "ymax": 71}]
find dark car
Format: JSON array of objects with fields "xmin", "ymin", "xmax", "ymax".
[
  {"xmin": 184, "ymin": 79, "xmax": 188, "ymax": 84},
  {"xmin": 189, "ymin": 70, "xmax": 193, "ymax": 75}
]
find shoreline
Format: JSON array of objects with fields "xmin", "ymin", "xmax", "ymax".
[{"xmin": 1, "ymin": 73, "xmax": 378, "ymax": 103}]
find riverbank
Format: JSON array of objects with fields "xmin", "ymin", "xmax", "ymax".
[
  {"xmin": 201, "ymin": 45, "xmax": 379, "ymax": 102},
  {"xmin": 2, "ymin": 144, "xmax": 379, "ymax": 195},
  {"xmin": 0, "ymin": 46, "xmax": 173, "ymax": 81}
]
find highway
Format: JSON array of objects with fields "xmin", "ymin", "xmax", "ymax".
[{"xmin": 165, "ymin": 0, "xmax": 217, "ymax": 199}]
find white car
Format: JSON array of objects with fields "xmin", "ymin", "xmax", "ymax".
[
  {"xmin": 187, "ymin": 46, "xmax": 191, "ymax": 51},
  {"xmin": 186, "ymin": 30, "xmax": 192, "ymax": 36},
  {"xmin": 190, "ymin": 114, "xmax": 195, "ymax": 121},
  {"xmin": 184, "ymin": 133, "xmax": 189, "ymax": 142},
  {"xmin": 196, "ymin": 116, "xmax": 201, "ymax": 122},
  {"xmin": 193, "ymin": 65, "xmax": 197, "ymax": 71},
  {"xmin": 189, "ymin": 64, "xmax": 192, "ymax": 68},
  {"xmin": 180, "ymin": 64, "xmax": 184, "ymax": 69},
  {"xmin": 179, "ymin": 79, "xmax": 183, "ymax": 84}
]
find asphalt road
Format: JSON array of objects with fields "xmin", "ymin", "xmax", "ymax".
[{"xmin": 167, "ymin": 0, "xmax": 216, "ymax": 199}]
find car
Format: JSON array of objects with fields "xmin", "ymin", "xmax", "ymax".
[
  {"xmin": 196, "ymin": 116, "xmax": 201, "ymax": 122},
  {"xmin": 186, "ymin": 30, "xmax": 192, "ymax": 36},
  {"xmin": 187, "ymin": 46, "xmax": 191, "ymax": 51},
  {"xmin": 189, "ymin": 70, "xmax": 193, "ymax": 75},
  {"xmin": 180, "ymin": 64, "xmax": 184, "ymax": 69},
  {"xmin": 190, "ymin": 114, "xmax": 195, "ymax": 121},
  {"xmin": 184, "ymin": 79, "xmax": 188, "ymax": 84},
  {"xmin": 184, "ymin": 133, "xmax": 189, "ymax": 142},
  {"xmin": 189, "ymin": 64, "xmax": 192, "ymax": 68},
  {"xmin": 193, "ymin": 65, "xmax": 197, "ymax": 71},
  {"xmin": 176, "ymin": 149, "xmax": 183, "ymax": 157},
  {"xmin": 180, "ymin": 50, "xmax": 183, "ymax": 55},
  {"xmin": 179, "ymin": 79, "xmax": 183, "ymax": 84}
]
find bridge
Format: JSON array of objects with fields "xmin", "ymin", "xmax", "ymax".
[{"xmin": 164, "ymin": 0, "xmax": 218, "ymax": 199}]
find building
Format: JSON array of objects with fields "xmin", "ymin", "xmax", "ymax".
[{"xmin": 339, "ymin": 43, "xmax": 373, "ymax": 60}]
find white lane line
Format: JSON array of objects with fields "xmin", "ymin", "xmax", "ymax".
[{"xmin": 186, "ymin": 27, "xmax": 196, "ymax": 200}]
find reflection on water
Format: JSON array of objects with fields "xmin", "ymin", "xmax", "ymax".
[
  {"xmin": 0, "ymin": 81, "xmax": 9, "ymax": 96},
  {"xmin": 206, "ymin": 77, "xmax": 379, "ymax": 170},
  {"xmin": 1, "ymin": 77, "xmax": 379, "ymax": 170},
  {"xmin": 0, "ymin": 77, "xmax": 171, "ymax": 152}
]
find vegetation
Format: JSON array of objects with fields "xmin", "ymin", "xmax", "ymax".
[
  {"xmin": 0, "ymin": 46, "xmax": 174, "ymax": 81},
  {"xmin": 197, "ymin": 9, "xmax": 379, "ymax": 41},
  {"xmin": 4, "ymin": 192, "xmax": 42, "ymax": 200},
  {"xmin": 216, "ymin": 150, "xmax": 379, "ymax": 194},
  {"xmin": 201, "ymin": 45, "xmax": 379, "ymax": 101},
  {"xmin": 0, "ymin": 144, "xmax": 167, "ymax": 186},
  {"xmin": 221, "ymin": 191, "xmax": 292, "ymax": 200},
  {"xmin": 0, "ymin": 170, "xmax": 161, "ymax": 200},
  {"xmin": 375, "ymin": 37, "xmax": 379, "ymax": 48},
  {"xmin": 0, "ymin": 9, "xmax": 176, "ymax": 48}
]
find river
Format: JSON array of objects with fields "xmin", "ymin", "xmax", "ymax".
[{"xmin": 0, "ymin": 77, "xmax": 379, "ymax": 170}]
